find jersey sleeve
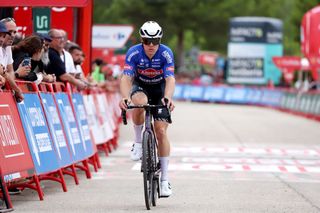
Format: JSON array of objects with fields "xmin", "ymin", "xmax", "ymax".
[
  {"xmin": 123, "ymin": 48, "xmax": 139, "ymax": 77},
  {"xmin": 162, "ymin": 48, "xmax": 175, "ymax": 78}
]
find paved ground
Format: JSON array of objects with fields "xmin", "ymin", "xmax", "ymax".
[{"xmin": 9, "ymin": 101, "xmax": 320, "ymax": 212}]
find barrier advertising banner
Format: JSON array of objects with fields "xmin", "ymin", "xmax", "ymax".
[
  {"xmin": 54, "ymin": 93, "xmax": 86, "ymax": 162},
  {"xmin": 95, "ymin": 94, "xmax": 115, "ymax": 142},
  {"xmin": 71, "ymin": 93, "xmax": 94, "ymax": 157},
  {"xmin": 0, "ymin": 92, "xmax": 35, "ymax": 182},
  {"xmin": 82, "ymin": 94, "xmax": 104, "ymax": 144},
  {"xmin": 17, "ymin": 93, "xmax": 60, "ymax": 174},
  {"xmin": 40, "ymin": 93, "xmax": 73, "ymax": 167}
]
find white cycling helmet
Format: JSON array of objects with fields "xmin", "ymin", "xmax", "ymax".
[{"xmin": 139, "ymin": 21, "xmax": 163, "ymax": 38}]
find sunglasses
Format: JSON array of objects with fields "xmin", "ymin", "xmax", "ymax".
[{"xmin": 142, "ymin": 38, "xmax": 161, "ymax": 45}]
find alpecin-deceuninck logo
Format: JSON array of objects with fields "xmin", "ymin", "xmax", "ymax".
[{"xmin": 138, "ymin": 68, "xmax": 163, "ymax": 78}]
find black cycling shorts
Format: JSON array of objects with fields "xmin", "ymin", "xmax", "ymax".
[{"xmin": 130, "ymin": 83, "xmax": 170, "ymax": 123}]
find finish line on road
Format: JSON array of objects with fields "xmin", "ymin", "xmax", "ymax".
[{"xmin": 126, "ymin": 142, "xmax": 320, "ymax": 174}]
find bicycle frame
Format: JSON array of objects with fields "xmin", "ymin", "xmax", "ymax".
[{"xmin": 121, "ymin": 101, "xmax": 171, "ymax": 210}]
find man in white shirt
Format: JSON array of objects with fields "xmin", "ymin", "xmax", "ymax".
[
  {"xmin": 0, "ymin": 22, "xmax": 9, "ymax": 87},
  {"xmin": 0, "ymin": 17, "xmax": 25, "ymax": 102}
]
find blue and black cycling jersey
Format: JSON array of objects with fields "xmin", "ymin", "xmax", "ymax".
[{"xmin": 123, "ymin": 44, "xmax": 175, "ymax": 85}]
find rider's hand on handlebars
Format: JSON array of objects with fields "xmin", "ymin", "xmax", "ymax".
[
  {"xmin": 162, "ymin": 97, "xmax": 175, "ymax": 112},
  {"xmin": 119, "ymin": 98, "xmax": 130, "ymax": 110}
]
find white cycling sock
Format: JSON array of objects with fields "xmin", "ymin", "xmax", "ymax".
[
  {"xmin": 160, "ymin": 157, "xmax": 169, "ymax": 181},
  {"xmin": 134, "ymin": 124, "xmax": 143, "ymax": 143}
]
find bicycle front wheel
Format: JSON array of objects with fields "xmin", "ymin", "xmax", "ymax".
[{"xmin": 142, "ymin": 131, "xmax": 153, "ymax": 210}]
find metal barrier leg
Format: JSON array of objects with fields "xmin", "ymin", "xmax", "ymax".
[{"xmin": 0, "ymin": 171, "xmax": 14, "ymax": 212}]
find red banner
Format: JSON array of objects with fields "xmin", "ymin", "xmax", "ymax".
[
  {"xmin": 0, "ymin": 0, "xmax": 88, "ymax": 7},
  {"xmin": 13, "ymin": 7, "xmax": 33, "ymax": 38},
  {"xmin": 0, "ymin": 92, "xmax": 34, "ymax": 181},
  {"xmin": 198, "ymin": 51, "xmax": 218, "ymax": 66},
  {"xmin": 51, "ymin": 7, "xmax": 75, "ymax": 41},
  {"xmin": 301, "ymin": 6, "xmax": 320, "ymax": 58},
  {"xmin": 272, "ymin": 56, "xmax": 302, "ymax": 71}
]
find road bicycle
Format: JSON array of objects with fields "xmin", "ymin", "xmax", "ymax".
[{"xmin": 122, "ymin": 99, "xmax": 171, "ymax": 210}]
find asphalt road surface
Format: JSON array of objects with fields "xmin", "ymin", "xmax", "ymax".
[{"xmin": 11, "ymin": 101, "xmax": 320, "ymax": 213}]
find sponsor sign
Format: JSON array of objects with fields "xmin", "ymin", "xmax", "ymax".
[
  {"xmin": 0, "ymin": 92, "xmax": 35, "ymax": 181},
  {"xmin": 40, "ymin": 93, "xmax": 73, "ymax": 167},
  {"xmin": 54, "ymin": 93, "xmax": 86, "ymax": 162},
  {"xmin": 33, "ymin": 8, "xmax": 51, "ymax": 33},
  {"xmin": 228, "ymin": 58, "xmax": 264, "ymax": 84},
  {"xmin": 229, "ymin": 17, "xmax": 283, "ymax": 44},
  {"xmin": 17, "ymin": 94, "xmax": 60, "ymax": 174},
  {"xmin": 92, "ymin": 25, "xmax": 134, "ymax": 48},
  {"xmin": 138, "ymin": 68, "xmax": 163, "ymax": 78}
]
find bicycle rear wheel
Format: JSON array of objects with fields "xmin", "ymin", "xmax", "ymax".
[{"xmin": 142, "ymin": 131, "xmax": 153, "ymax": 210}]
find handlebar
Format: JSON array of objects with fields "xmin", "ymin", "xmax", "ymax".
[{"xmin": 121, "ymin": 98, "xmax": 172, "ymax": 125}]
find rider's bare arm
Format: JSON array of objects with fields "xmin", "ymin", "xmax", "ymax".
[
  {"xmin": 164, "ymin": 76, "xmax": 175, "ymax": 99},
  {"xmin": 120, "ymin": 74, "xmax": 133, "ymax": 100}
]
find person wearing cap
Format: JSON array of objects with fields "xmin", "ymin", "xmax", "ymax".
[
  {"xmin": 119, "ymin": 21, "xmax": 175, "ymax": 197},
  {"xmin": 35, "ymin": 32, "xmax": 52, "ymax": 68},
  {"xmin": 0, "ymin": 17, "xmax": 25, "ymax": 102}
]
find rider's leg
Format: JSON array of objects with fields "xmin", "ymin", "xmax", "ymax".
[
  {"xmin": 131, "ymin": 92, "xmax": 148, "ymax": 125},
  {"xmin": 154, "ymin": 121, "xmax": 170, "ymax": 180},
  {"xmin": 154, "ymin": 121, "xmax": 172, "ymax": 196},
  {"xmin": 130, "ymin": 92, "xmax": 148, "ymax": 161}
]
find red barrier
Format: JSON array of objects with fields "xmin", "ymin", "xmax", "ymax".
[
  {"xmin": 2, "ymin": 79, "xmax": 122, "ymax": 206},
  {"xmin": 0, "ymin": 90, "xmax": 44, "ymax": 202}
]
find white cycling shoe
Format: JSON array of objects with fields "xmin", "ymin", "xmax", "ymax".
[
  {"xmin": 160, "ymin": 181, "xmax": 172, "ymax": 197},
  {"xmin": 130, "ymin": 143, "xmax": 142, "ymax": 161}
]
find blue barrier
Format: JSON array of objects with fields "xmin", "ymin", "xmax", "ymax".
[
  {"xmin": 17, "ymin": 93, "xmax": 60, "ymax": 174},
  {"xmin": 71, "ymin": 93, "xmax": 94, "ymax": 158},
  {"xmin": 182, "ymin": 85, "xmax": 204, "ymax": 101},
  {"xmin": 224, "ymin": 87, "xmax": 248, "ymax": 104},
  {"xmin": 54, "ymin": 93, "xmax": 87, "ymax": 162},
  {"xmin": 174, "ymin": 84, "xmax": 283, "ymax": 106},
  {"xmin": 40, "ymin": 93, "xmax": 74, "ymax": 167},
  {"xmin": 173, "ymin": 84, "xmax": 320, "ymax": 121},
  {"xmin": 203, "ymin": 86, "xmax": 225, "ymax": 102}
]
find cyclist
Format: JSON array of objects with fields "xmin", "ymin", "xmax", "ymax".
[{"xmin": 119, "ymin": 21, "xmax": 175, "ymax": 197}]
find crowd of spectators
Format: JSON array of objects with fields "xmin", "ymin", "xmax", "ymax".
[{"xmin": 0, "ymin": 17, "xmax": 120, "ymax": 102}]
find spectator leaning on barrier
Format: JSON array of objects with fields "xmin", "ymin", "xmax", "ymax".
[
  {"xmin": 60, "ymin": 30, "xmax": 77, "ymax": 74},
  {"xmin": 68, "ymin": 45, "xmax": 94, "ymax": 87},
  {"xmin": 0, "ymin": 17, "xmax": 24, "ymax": 102},
  {"xmin": 12, "ymin": 35, "xmax": 56, "ymax": 84},
  {"xmin": 46, "ymin": 29, "xmax": 87, "ymax": 90},
  {"xmin": 0, "ymin": 22, "xmax": 9, "ymax": 87}
]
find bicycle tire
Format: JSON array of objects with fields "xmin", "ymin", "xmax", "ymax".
[
  {"xmin": 151, "ymin": 133, "xmax": 159, "ymax": 206},
  {"xmin": 142, "ymin": 131, "xmax": 152, "ymax": 210}
]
